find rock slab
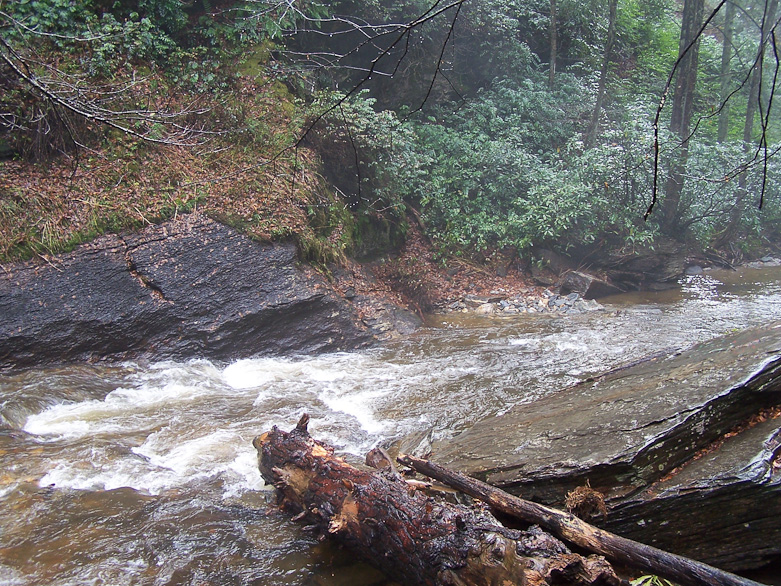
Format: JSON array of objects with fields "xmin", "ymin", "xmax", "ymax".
[
  {"xmin": 433, "ymin": 322, "xmax": 781, "ymax": 570},
  {"xmin": 0, "ymin": 214, "xmax": 376, "ymax": 367}
]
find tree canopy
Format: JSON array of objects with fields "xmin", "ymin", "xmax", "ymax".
[{"xmin": 1, "ymin": 0, "xmax": 780, "ymax": 263}]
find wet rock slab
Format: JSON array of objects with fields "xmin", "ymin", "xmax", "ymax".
[
  {"xmin": 602, "ymin": 414, "xmax": 781, "ymax": 571},
  {"xmin": 0, "ymin": 214, "xmax": 377, "ymax": 367},
  {"xmin": 432, "ymin": 322, "xmax": 781, "ymax": 570}
]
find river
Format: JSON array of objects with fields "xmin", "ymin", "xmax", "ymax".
[{"xmin": 1, "ymin": 266, "xmax": 780, "ymax": 586}]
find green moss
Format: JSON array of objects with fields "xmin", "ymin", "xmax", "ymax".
[{"xmin": 237, "ymin": 41, "xmax": 275, "ymax": 77}]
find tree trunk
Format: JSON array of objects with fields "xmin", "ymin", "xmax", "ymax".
[
  {"xmin": 661, "ymin": 0, "xmax": 705, "ymax": 234},
  {"xmin": 254, "ymin": 415, "xmax": 621, "ymax": 586},
  {"xmin": 716, "ymin": 0, "xmax": 778, "ymax": 248},
  {"xmin": 549, "ymin": 0, "xmax": 558, "ymax": 89},
  {"xmin": 398, "ymin": 455, "xmax": 766, "ymax": 586},
  {"xmin": 717, "ymin": 0, "xmax": 735, "ymax": 143},
  {"xmin": 586, "ymin": 0, "xmax": 618, "ymax": 147}
]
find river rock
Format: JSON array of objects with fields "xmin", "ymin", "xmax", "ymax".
[
  {"xmin": 558, "ymin": 270, "xmax": 624, "ymax": 299},
  {"xmin": 0, "ymin": 214, "xmax": 384, "ymax": 368},
  {"xmin": 601, "ymin": 414, "xmax": 781, "ymax": 571},
  {"xmin": 432, "ymin": 322, "xmax": 781, "ymax": 571},
  {"xmin": 601, "ymin": 239, "xmax": 687, "ymax": 290}
]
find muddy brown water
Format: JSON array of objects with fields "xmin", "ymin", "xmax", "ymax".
[{"xmin": 1, "ymin": 266, "xmax": 780, "ymax": 585}]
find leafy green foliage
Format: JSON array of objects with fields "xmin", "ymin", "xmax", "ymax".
[
  {"xmin": 3, "ymin": 0, "xmax": 780, "ymax": 262},
  {"xmin": 5, "ymin": 0, "xmax": 92, "ymax": 40},
  {"xmin": 304, "ymin": 91, "xmax": 429, "ymax": 255},
  {"xmin": 412, "ymin": 76, "xmax": 658, "ymax": 255},
  {"xmin": 308, "ymin": 91, "xmax": 427, "ymax": 217},
  {"xmin": 630, "ymin": 575, "xmax": 677, "ymax": 586}
]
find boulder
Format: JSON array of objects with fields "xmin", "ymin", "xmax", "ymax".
[
  {"xmin": 558, "ymin": 270, "xmax": 624, "ymax": 299},
  {"xmin": 601, "ymin": 239, "xmax": 687, "ymax": 290},
  {"xmin": 432, "ymin": 322, "xmax": 781, "ymax": 570},
  {"xmin": 601, "ymin": 415, "xmax": 781, "ymax": 571},
  {"xmin": 0, "ymin": 214, "xmax": 384, "ymax": 368}
]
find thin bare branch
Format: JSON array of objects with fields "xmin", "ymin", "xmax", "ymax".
[{"xmin": 0, "ymin": 35, "xmax": 212, "ymax": 147}]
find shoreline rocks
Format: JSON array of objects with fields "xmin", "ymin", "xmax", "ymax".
[
  {"xmin": 745, "ymin": 255, "xmax": 781, "ymax": 269},
  {"xmin": 441, "ymin": 289, "xmax": 604, "ymax": 315},
  {"xmin": 431, "ymin": 322, "xmax": 781, "ymax": 571},
  {"xmin": 0, "ymin": 214, "xmax": 421, "ymax": 369}
]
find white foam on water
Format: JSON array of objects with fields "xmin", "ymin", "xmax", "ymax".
[
  {"xmin": 0, "ymin": 564, "xmax": 26, "ymax": 586},
  {"xmin": 20, "ymin": 350, "xmax": 496, "ymax": 498},
  {"xmin": 552, "ymin": 339, "xmax": 590, "ymax": 353},
  {"xmin": 36, "ymin": 427, "xmax": 264, "ymax": 496},
  {"xmin": 221, "ymin": 450, "xmax": 268, "ymax": 498},
  {"xmin": 223, "ymin": 358, "xmax": 298, "ymax": 389},
  {"xmin": 132, "ymin": 427, "xmax": 238, "ymax": 477},
  {"xmin": 23, "ymin": 361, "xmax": 227, "ymax": 441},
  {"xmin": 508, "ymin": 337, "xmax": 538, "ymax": 346},
  {"xmin": 507, "ymin": 337, "xmax": 542, "ymax": 350},
  {"xmin": 39, "ymin": 460, "xmax": 154, "ymax": 493},
  {"xmin": 22, "ymin": 353, "xmax": 421, "ymax": 498},
  {"xmin": 22, "ymin": 383, "xmax": 199, "ymax": 440},
  {"xmin": 224, "ymin": 355, "xmax": 353, "ymax": 390},
  {"xmin": 318, "ymin": 388, "xmax": 389, "ymax": 436},
  {"xmin": 23, "ymin": 410, "xmax": 93, "ymax": 439},
  {"xmin": 0, "ymin": 484, "xmax": 15, "ymax": 501}
]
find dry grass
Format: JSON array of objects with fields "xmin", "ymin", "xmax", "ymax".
[{"xmin": 565, "ymin": 480, "xmax": 608, "ymax": 521}]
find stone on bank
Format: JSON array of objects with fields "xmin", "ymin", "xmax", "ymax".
[{"xmin": 0, "ymin": 214, "xmax": 415, "ymax": 368}]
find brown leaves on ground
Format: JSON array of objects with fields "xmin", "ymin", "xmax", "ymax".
[
  {"xmin": 0, "ymin": 75, "xmax": 322, "ymax": 262},
  {"xmin": 372, "ymin": 220, "xmax": 540, "ymax": 312}
]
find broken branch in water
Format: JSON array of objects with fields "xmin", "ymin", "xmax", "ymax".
[{"xmin": 397, "ymin": 454, "xmax": 766, "ymax": 586}]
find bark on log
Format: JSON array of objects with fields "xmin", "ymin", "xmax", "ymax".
[
  {"xmin": 254, "ymin": 415, "xmax": 622, "ymax": 586},
  {"xmin": 398, "ymin": 455, "xmax": 766, "ymax": 586}
]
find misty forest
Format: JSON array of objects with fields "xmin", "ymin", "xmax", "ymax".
[
  {"xmin": 2, "ymin": 2, "xmax": 781, "ymax": 586},
  {"xmin": 1, "ymin": 0, "xmax": 780, "ymax": 264}
]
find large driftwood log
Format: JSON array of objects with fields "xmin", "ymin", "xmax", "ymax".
[
  {"xmin": 254, "ymin": 415, "xmax": 621, "ymax": 586},
  {"xmin": 398, "ymin": 455, "xmax": 766, "ymax": 586}
]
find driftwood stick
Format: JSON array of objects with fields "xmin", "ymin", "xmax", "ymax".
[{"xmin": 397, "ymin": 455, "xmax": 766, "ymax": 586}]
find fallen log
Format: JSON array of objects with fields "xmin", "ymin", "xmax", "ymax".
[
  {"xmin": 254, "ymin": 415, "xmax": 621, "ymax": 586},
  {"xmin": 398, "ymin": 455, "xmax": 766, "ymax": 586}
]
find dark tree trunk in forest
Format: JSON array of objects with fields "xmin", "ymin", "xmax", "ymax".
[
  {"xmin": 586, "ymin": 0, "xmax": 618, "ymax": 147},
  {"xmin": 549, "ymin": 0, "xmax": 558, "ymax": 88},
  {"xmin": 716, "ymin": 0, "xmax": 778, "ymax": 247},
  {"xmin": 254, "ymin": 415, "xmax": 621, "ymax": 586},
  {"xmin": 661, "ymin": 0, "xmax": 705, "ymax": 235},
  {"xmin": 717, "ymin": 0, "xmax": 735, "ymax": 143}
]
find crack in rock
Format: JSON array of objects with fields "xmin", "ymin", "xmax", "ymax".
[{"xmin": 120, "ymin": 236, "xmax": 169, "ymax": 302}]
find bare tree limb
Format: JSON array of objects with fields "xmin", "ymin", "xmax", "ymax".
[
  {"xmin": 398, "ymin": 455, "xmax": 765, "ymax": 586},
  {"xmin": 647, "ymin": 0, "xmax": 727, "ymax": 221}
]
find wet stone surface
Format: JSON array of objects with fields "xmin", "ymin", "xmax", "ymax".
[
  {"xmin": 432, "ymin": 321, "xmax": 781, "ymax": 570},
  {"xmin": 0, "ymin": 214, "xmax": 377, "ymax": 367}
]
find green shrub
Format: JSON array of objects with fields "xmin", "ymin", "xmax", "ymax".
[
  {"xmin": 307, "ymin": 90, "xmax": 428, "ymax": 219},
  {"xmin": 412, "ymin": 80, "xmax": 658, "ymax": 256}
]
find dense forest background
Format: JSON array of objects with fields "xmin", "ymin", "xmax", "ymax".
[{"xmin": 1, "ymin": 0, "xmax": 780, "ymax": 266}]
